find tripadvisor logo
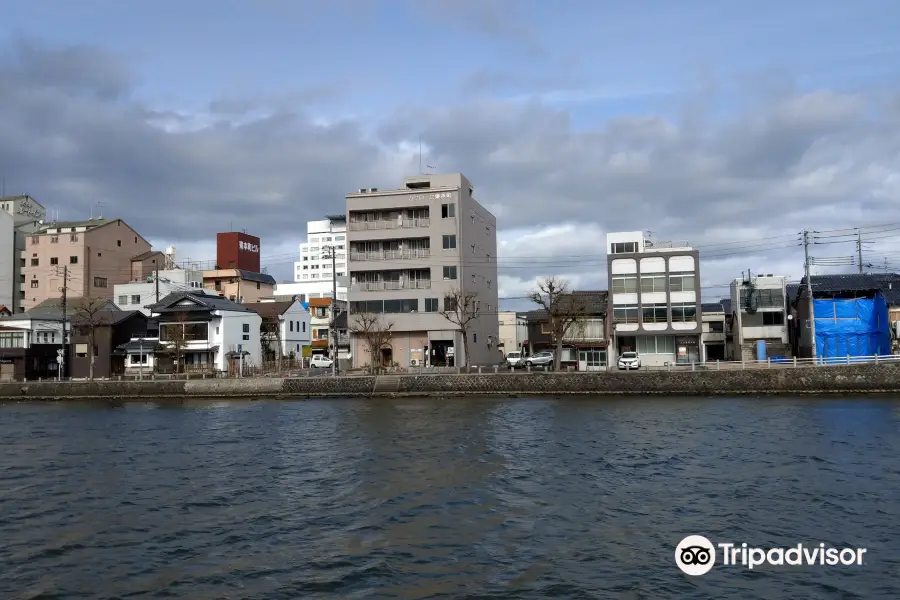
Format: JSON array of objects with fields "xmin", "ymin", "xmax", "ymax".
[{"xmin": 675, "ymin": 535, "xmax": 867, "ymax": 576}]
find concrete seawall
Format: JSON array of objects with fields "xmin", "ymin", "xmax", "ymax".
[{"xmin": 2, "ymin": 363, "xmax": 900, "ymax": 401}]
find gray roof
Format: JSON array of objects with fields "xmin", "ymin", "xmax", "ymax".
[
  {"xmin": 71, "ymin": 310, "xmax": 144, "ymax": 326},
  {"xmin": 37, "ymin": 218, "xmax": 112, "ymax": 230},
  {"xmin": 0, "ymin": 297, "xmax": 121, "ymax": 321},
  {"xmin": 147, "ymin": 291, "xmax": 254, "ymax": 313},
  {"xmin": 522, "ymin": 291, "xmax": 608, "ymax": 322},
  {"xmin": 796, "ymin": 273, "xmax": 900, "ymax": 305},
  {"xmin": 701, "ymin": 302, "xmax": 726, "ymax": 313},
  {"xmin": 237, "ymin": 270, "xmax": 276, "ymax": 285},
  {"xmin": 720, "ymin": 298, "xmax": 732, "ymax": 314}
]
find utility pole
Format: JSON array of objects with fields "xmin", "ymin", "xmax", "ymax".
[
  {"xmin": 856, "ymin": 231, "xmax": 864, "ymax": 274},
  {"xmin": 323, "ymin": 245, "xmax": 338, "ymax": 377},
  {"xmin": 803, "ymin": 231, "xmax": 817, "ymax": 361},
  {"xmin": 155, "ymin": 265, "xmax": 160, "ymax": 302}
]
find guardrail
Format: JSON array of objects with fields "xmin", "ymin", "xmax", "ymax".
[{"xmin": 638, "ymin": 354, "xmax": 900, "ymax": 371}]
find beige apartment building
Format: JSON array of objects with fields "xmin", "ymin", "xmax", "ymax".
[
  {"xmin": 347, "ymin": 173, "xmax": 500, "ymax": 368},
  {"xmin": 21, "ymin": 218, "xmax": 152, "ymax": 310},
  {"xmin": 201, "ymin": 269, "xmax": 276, "ymax": 303}
]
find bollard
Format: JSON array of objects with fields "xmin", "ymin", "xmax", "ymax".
[
  {"xmin": 527, "ymin": 365, "xmax": 531, "ymax": 372},
  {"xmin": 875, "ymin": 354, "xmax": 879, "ymax": 365},
  {"xmin": 741, "ymin": 360, "xmax": 745, "ymax": 370},
  {"xmin": 716, "ymin": 359, "xmax": 720, "ymax": 371},
  {"xmin": 478, "ymin": 366, "xmax": 482, "ymax": 374},
  {"xmin": 793, "ymin": 356, "xmax": 797, "ymax": 368},
  {"xmin": 691, "ymin": 362, "xmax": 695, "ymax": 372},
  {"xmin": 846, "ymin": 354, "xmax": 850, "ymax": 365},
  {"xmin": 767, "ymin": 357, "xmax": 771, "ymax": 368},
  {"xmin": 493, "ymin": 365, "xmax": 498, "ymax": 374}
]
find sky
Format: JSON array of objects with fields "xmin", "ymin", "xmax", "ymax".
[{"xmin": 3, "ymin": 0, "xmax": 900, "ymax": 311}]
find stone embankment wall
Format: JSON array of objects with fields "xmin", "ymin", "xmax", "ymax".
[{"xmin": 1, "ymin": 364, "xmax": 899, "ymax": 401}]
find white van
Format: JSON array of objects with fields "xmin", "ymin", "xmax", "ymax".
[{"xmin": 506, "ymin": 351, "xmax": 524, "ymax": 368}]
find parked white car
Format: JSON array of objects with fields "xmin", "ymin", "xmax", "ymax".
[
  {"xmin": 506, "ymin": 351, "xmax": 525, "ymax": 368},
  {"xmin": 310, "ymin": 355, "xmax": 334, "ymax": 368},
  {"xmin": 617, "ymin": 351, "xmax": 641, "ymax": 370}
]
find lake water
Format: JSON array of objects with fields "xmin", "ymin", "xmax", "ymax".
[{"xmin": 1, "ymin": 396, "xmax": 899, "ymax": 599}]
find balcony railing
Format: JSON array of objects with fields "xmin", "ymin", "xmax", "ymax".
[
  {"xmin": 352, "ymin": 280, "xmax": 432, "ymax": 292},
  {"xmin": 350, "ymin": 248, "xmax": 431, "ymax": 261},
  {"xmin": 348, "ymin": 217, "xmax": 431, "ymax": 231}
]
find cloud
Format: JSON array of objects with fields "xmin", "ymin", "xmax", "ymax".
[{"xmin": 2, "ymin": 36, "xmax": 900, "ymax": 305}]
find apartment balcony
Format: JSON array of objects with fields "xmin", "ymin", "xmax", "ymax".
[
  {"xmin": 352, "ymin": 279, "xmax": 432, "ymax": 292},
  {"xmin": 348, "ymin": 217, "xmax": 431, "ymax": 232},
  {"xmin": 350, "ymin": 248, "xmax": 431, "ymax": 262}
]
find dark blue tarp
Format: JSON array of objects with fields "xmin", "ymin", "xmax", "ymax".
[{"xmin": 813, "ymin": 294, "xmax": 890, "ymax": 359}]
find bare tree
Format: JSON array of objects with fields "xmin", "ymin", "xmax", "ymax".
[
  {"xmin": 350, "ymin": 312, "xmax": 394, "ymax": 372},
  {"xmin": 528, "ymin": 276, "xmax": 588, "ymax": 370},
  {"xmin": 71, "ymin": 297, "xmax": 110, "ymax": 381},
  {"xmin": 164, "ymin": 310, "xmax": 191, "ymax": 375},
  {"xmin": 260, "ymin": 315, "xmax": 283, "ymax": 368},
  {"xmin": 438, "ymin": 288, "xmax": 480, "ymax": 368}
]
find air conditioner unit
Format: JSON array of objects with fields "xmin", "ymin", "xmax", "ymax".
[{"xmin": 410, "ymin": 358, "xmax": 420, "ymax": 366}]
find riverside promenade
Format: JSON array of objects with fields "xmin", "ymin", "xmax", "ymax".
[{"xmin": 2, "ymin": 362, "xmax": 900, "ymax": 400}]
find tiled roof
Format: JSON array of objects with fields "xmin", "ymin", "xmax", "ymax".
[
  {"xmin": 132, "ymin": 250, "xmax": 164, "ymax": 261},
  {"xmin": 521, "ymin": 291, "xmax": 608, "ymax": 322},
  {"xmin": 38, "ymin": 219, "xmax": 111, "ymax": 230},
  {"xmin": 147, "ymin": 291, "xmax": 254, "ymax": 313},
  {"xmin": 237, "ymin": 270, "xmax": 276, "ymax": 285},
  {"xmin": 23, "ymin": 297, "xmax": 121, "ymax": 319},
  {"xmin": 245, "ymin": 301, "xmax": 295, "ymax": 319},
  {"xmin": 71, "ymin": 310, "xmax": 144, "ymax": 326},
  {"xmin": 701, "ymin": 302, "xmax": 725, "ymax": 313},
  {"xmin": 797, "ymin": 273, "xmax": 900, "ymax": 305}
]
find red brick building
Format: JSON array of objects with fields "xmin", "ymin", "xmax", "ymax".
[{"xmin": 216, "ymin": 232, "xmax": 261, "ymax": 272}]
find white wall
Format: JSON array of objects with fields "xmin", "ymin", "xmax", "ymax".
[
  {"xmin": 114, "ymin": 279, "xmax": 204, "ymax": 314},
  {"xmin": 214, "ymin": 310, "xmax": 263, "ymax": 371},
  {"xmin": 275, "ymin": 280, "xmax": 347, "ymax": 301},
  {"xmin": 279, "ymin": 301, "xmax": 311, "ymax": 356},
  {"xmin": 0, "ymin": 211, "xmax": 13, "ymax": 311}
]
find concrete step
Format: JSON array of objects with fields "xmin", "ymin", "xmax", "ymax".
[{"xmin": 372, "ymin": 375, "xmax": 401, "ymax": 393}]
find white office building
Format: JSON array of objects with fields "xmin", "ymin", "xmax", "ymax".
[
  {"xmin": 606, "ymin": 231, "xmax": 703, "ymax": 367},
  {"xmin": 289, "ymin": 215, "xmax": 348, "ymax": 301},
  {"xmin": 114, "ymin": 268, "xmax": 204, "ymax": 315}
]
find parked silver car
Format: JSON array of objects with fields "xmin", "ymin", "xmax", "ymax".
[{"xmin": 525, "ymin": 351, "xmax": 554, "ymax": 368}]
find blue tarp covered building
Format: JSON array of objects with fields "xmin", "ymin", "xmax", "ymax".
[{"xmin": 813, "ymin": 293, "xmax": 890, "ymax": 359}]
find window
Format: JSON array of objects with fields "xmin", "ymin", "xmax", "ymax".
[
  {"xmin": 611, "ymin": 242, "xmax": 639, "ymax": 254},
  {"xmin": 669, "ymin": 274, "xmax": 696, "ymax": 292},
  {"xmin": 671, "ymin": 302, "xmax": 697, "ymax": 322},
  {"xmin": 302, "ymin": 322, "xmax": 306, "ymax": 332},
  {"xmin": 442, "ymin": 235, "xmax": 457, "ymax": 250},
  {"xmin": 442, "ymin": 266, "xmax": 457, "ymax": 280},
  {"xmin": 30, "ymin": 280, "xmax": 39, "ymax": 288},
  {"xmin": 243, "ymin": 334, "xmax": 250, "ymax": 341},
  {"xmin": 611, "ymin": 276, "xmax": 637, "ymax": 294},
  {"xmin": 117, "ymin": 240, "xmax": 122, "ymax": 247},
  {"xmin": 290, "ymin": 321, "xmax": 294, "ymax": 332},
  {"xmin": 49, "ymin": 257, "xmax": 58, "ymax": 265},
  {"xmin": 94, "ymin": 277, "xmax": 108, "ymax": 288},
  {"xmin": 709, "ymin": 321, "xmax": 725, "ymax": 333},
  {"xmin": 641, "ymin": 303, "xmax": 667, "ymax": 323},
  {"xmin": 441, "ymin": 203, "xmax": 456, "ymax": 218},
  {"xmin": 75, "ymin": 343, "xmax": 88, "ymax": 357},
  {"xmin": 70, "ymin": 234, "xmax": 78, "ymax": 242},
  {"xmin": 473, "ymin": 333, "xmax": 477, "ymax": 343},
  {"xmin": 637, "ymin": 335, "xmax": 676, "ymax": 354},
  {"xmin": 425, "ymin": 298, "xmax": 438, "ymax": 312},
  {"xmin": 335, "ymin": 235, "xmax": 345, "ymax": 241},
  {"xmin": 382, "ymin": 299, "xmax": 418, "ymax": 313},
  {"xmin": 131, "ymin": 295, "xmax": 140, "ymax": 304},
  {"xmin": 444, "ymin": 296, "xmax": 457, "ymax": 312},
  {"xmin": 640, "ymin": 275, "xmax": 666, "ymax": 293},
  {"xmin": 118, "ymin": 295, "xmax": 128, "ymax": 305},
  {"xmin": 762, "ymin": 312, "xmax": 785, "ymax": 326},
  {"xmin": 30, "ymin": 258, "xmax": 39, "ymax": 266},
  {"xmin": 471, "ymin": 244, "xmax": 475, "ymax": 254},
  {"xmin": 487, "ymin": 279, "xmax": 492, "ymax": 289},
  {"xmin": 70, "ymin": 256, "xmax": 78, "ymax": 264},
  {"xmin": 613, "ymin": 305, "xmax": 639, "ymax": 323},
  {"xmin": 243, "ymin": 323, "xmax": 250, "ymax": 333},
  {"xmin": 256, "ymin": 282, "xmax": 260, "ymax": 290},
  {"xmin": 50, "ymin": 236, "xmax": 58, "ymax": 243},
  {"xmin": 30, "ymin": 236, "xmax": 39, "ymax": 245},
  {"xmin": 0, "ymin": 332, "xmax": 25, "ymax": 348}
]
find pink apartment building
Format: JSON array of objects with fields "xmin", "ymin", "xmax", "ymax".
[{"xmin": 21, "ymin": 217, "xmax": 152, "ymax": 310}]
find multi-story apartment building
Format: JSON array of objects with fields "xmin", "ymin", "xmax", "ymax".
[
  {"xmin": 20, "ymin": 217, "xmax": 152, "ymax": 311},
  {"xmin": 730, "ymin": 274, "xmax": 791, "ymax": 361},
  {"xmin": 700, "ymin": 301, "xmax": 728, "ymax": 361},
  {"xmin": 308, "ymin": 297, "xmax": 350, "ymax": 361},
  {"xmin": 347, "ymin": 173, "xmax": 499, "ymax": 368},
  {"xmin": 606, "ymin": 231, "xmax": 702, "ymax": 367},
  {"xmin": 292, "ymin": 215, "xmax": 348, "ymax": 300},
  {"xmin": 1, "ymin": 194, "xmax": 47, "ymax": 313}
]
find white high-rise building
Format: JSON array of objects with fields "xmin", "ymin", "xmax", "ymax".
[{"xmin": 283, "ymin": 215, "xmax": 348, "ymax": 301}]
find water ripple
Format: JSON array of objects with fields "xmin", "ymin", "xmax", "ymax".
[{"xmin": 1, "ymin": 396, "xmax": 899, "ymax": 598}]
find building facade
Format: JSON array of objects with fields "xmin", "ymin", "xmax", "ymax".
[
  {"xmin": 68, "ymin": 310, "xmax": 149, "ymax": 379},
  {"xmin": 0, "ymin": 210, "xmax": 13, "ymax": 313},
  {"xmin": 730, "ymin": 274, "xmax": 790, "ymax": 361},
  {"xmin": 201, "ymin": 269, "xmax": 276, "ymax": 303},
  {"xmin": 497, "ymin": 311, "xmax": 527, "ymax": 356},
  {"xmin": 247, "ymin": 299, "xmax": 311, "ymax": 360},
  {"xmin": 347, "ymin": 173, "xmax": 499, "ymax": 368},
  {"xmin": 606, "ymin": 231, "xmax": 702, "ymax": 366},
  {"xmin": 216, "ymin": 232, "xmax": 261, "ymax": 272},
  {"xmin": 292, "ymin": 215, "xmax": 348, "ymax": 300},
  {"xmin": 700, "ymin": 302, "xmax": 727, "ymax": 361},
  {"xmin": 114, "ymin": 267, "xmax": 204, "ymax": 315},
  {"xmin": 1, "ymin": 194, "xmax": 47, "ymax": 313},
  {"xmin": 20, "ymin": 217, "xmax": 152, "ymax": 311}
]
